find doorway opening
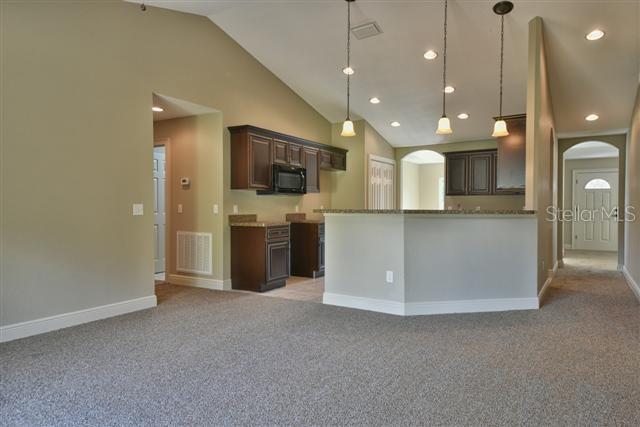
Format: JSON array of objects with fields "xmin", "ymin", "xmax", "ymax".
[
  {"xmin": 153, "ymin": 144, "xmax": 167, "ymax": 282},
  {"xmin": 400, "ymin": 150, "xmax": 444, "ymax": 209},
  {"xmin": 561, "ymin": 140, "xmax": 620, "ymax": 271}
]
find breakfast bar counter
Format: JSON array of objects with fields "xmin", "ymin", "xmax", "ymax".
[{"xmin": 314, "ymin": 209, "xmax": 539, "ymax": 316}]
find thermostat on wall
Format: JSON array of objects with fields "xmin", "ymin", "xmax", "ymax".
[{"xmin": 180, "ymin": 177, "xmax": 190, "ymax": 187}]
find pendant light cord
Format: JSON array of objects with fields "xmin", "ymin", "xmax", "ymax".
[
  {"xmin": 499, "ymin": 14, "xmax": 504, "ymax": 120},
  {"xmin": 346, "ymin": 0, "xmax": 351, "ymax": 120},
  {"xmin": 441, "ymin": 0, "xmax": 448, "ymax": 118}
]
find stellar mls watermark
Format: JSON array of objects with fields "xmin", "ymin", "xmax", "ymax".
[{"xmin": 546, "ymin": 206, "xmax": 636, "ymax": 222}]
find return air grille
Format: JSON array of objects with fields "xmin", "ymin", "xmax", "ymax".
[
  {"xmin": 351, "ymin": 21, "xmax": 383, "ymax": 40},
  {"xmin": 176, "ymin": 231, "xmax": 212, "ymax": 275}
]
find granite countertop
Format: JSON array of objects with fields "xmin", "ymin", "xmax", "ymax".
[
  {"xmin": 230, "ymin": 221, "xmax": 289, "ymax": 228},
  {"xmin": 288, "ymin": 219, "xmax": 325, "ymax": 224},
  {"xmin": 313, "ymin": 209, "xmax": 536, "ymax": 215}
]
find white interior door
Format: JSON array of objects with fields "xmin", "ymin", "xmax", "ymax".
[
  {"xmin": 368, "ymin": 156, "xmax": 395, "ymax": 210},
  {"xmin": 572, "ymin": 169, "xmax": 618, "ymax": 251},
  {"xmin": 153, "ymin": 146, "xmax": 166, "ymax": 273}
]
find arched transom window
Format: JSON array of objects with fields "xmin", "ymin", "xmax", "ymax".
[{"xmin": 584, "ymin": 178, "xmax": 611, "ymax": 190}]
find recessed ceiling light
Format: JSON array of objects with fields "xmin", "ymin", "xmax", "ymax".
[
  {"xmin": 369, "ymin": 97, "xmax": 381, "ymax": 104},
  {"xmin": 585, "ymin": 29, "xmax": 605, "ymax": 41},
  {"xmin": 424, "ymin": 50, "xmax": 438, "ymax": 60},
  {"xmin": 152, "ymin": 106, "xmax": 164, "ymax": 112},
  {"xmin": 390, "ymin": 121, "xmax": 400, "ymax": 127},
  {"xmin": 342, "ymin": 67, "xmax": 354, "ymax": 75},
  {"xmin": 585, "ymin": 113, "xmax": 599, "ymax": 121},
  {"xmin": 457, "ymin": 113, "xmax": 469, "ymax": 119},
  {"xmin": 444, "ymin": 86, "xmax": 455, "ymax": 94}
]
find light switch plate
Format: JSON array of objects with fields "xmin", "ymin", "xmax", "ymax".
[
  {"xmin": 213, "ymin": 204, "xmax": 219, "ymax": 214},
  {"xmin": 386, "ymin": 270, "xmax": 394, "ymax": 284},
  {"xmin": 177, "ymin": 204, "xmax": 183, "ymax": 214},
  {"xmin": 132, "ymin": 203, "xmax": 144, "ymax": 216},
  {"xmin": 233, "ymin": 205, "xmax": 238, "ymax": 214}
]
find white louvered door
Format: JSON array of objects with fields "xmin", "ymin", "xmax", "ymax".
[{"xmin": 368, "ymin": 156, "xmax": 395, "ymax": 210}]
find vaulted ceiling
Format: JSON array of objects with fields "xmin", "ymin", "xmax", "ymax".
[{"xmin": 133, "ymin": 0, "xmax": 639, "ymax": 147}]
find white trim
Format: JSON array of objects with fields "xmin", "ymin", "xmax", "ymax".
[
  {"xmin": 323, "ymin": 293, "xmax": 404, "ymax": 315},
  {"xmin": 323, "ymin": 292, "xmax": 538, "ymax": 316},
  {"xmin": 167, "ymin": 273, "xmax": 230, "ymax": 291},
  {"xmin": 564, "ymin": 243, "xmax": 573, "ymax": 250},
  {"xmin": 556, "ymin": 128, "xmax": 628, "ymax": 139},
  {"xmin": 0, "ymin": 295, "xmax": 157, "ymax": 343},
  {"xmin": 538, "ymin": 261, "xmax": 558, "ymax": 302},
  {"xmin": 622, "ymin": 266, "xmax": 640, "ymax": 302},
  {"xmin": 369, "ymin": 154, "xmax": 396, "ymax": 165}
]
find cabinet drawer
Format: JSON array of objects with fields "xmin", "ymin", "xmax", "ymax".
[{"xmin": 267, "ymin": 226, "xmax": 289, "ymax": 240}]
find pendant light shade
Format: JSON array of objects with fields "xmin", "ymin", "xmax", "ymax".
[
  {"xmin": 492, "ymin": 1, "xmax": 513, "ymax": 137},
  {"xmin": 492, "ymin": 119, "xmax": 509, "ymax": 137},
  {"xmin": 435, "ymin": 0, "xmax": 452, "ymax": 136},
  {"xmin": 436, "ymin": 117, "xmax": 453, "ymax": 135},
  {"xmin": 341, "ymin": 0, "xmax": 356, "ymax": 137},
  {"xmin": 341, "ymin": 120, "xmax": 356, "ymax": 137}
]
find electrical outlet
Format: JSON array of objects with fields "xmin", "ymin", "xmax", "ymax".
[
  {"xmin": 132, "ymin": 203, "xmax": 144, "ymax": 216},
  {"xmin": 177, "ymin": 204, "xmax": 183, "ymax": 214},
  {"xmin": 386, "ymin": 270, "xmax": 394, "ymax": 284},
  {"xmin": 213, "ymin": 204, "xmax": 219, "ymax": 214},
  {"xmin": 233, "ymin": 205, "xmax": 238, "ymax": 214},
  {"xmin": 295, "ymin": 205, "xmax": 299, "ymax": 213}
]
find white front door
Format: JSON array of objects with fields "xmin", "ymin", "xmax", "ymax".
[
  {"xmin": 572, "ymin": 169, "xmax": 618, "ymax": 251},
  {"xmin": 368, "ymin": 156, "xmax": 395, "ymax": 210},
  {"xmin": 153, "ymin": 146, "xmax": 166, "ymax": 273}
]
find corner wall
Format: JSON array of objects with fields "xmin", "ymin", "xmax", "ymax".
[
  {"xmin": 526, "ymin": 17, "xmax": 558, "ymax": 292},
  {"xmin": 625, "ymin": 85, "xmax": 640, "ymax": 291}
]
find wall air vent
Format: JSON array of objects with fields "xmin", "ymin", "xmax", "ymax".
[{"xmin": 351, "ymin": 21, "xmax": 383, "ymax": 40}]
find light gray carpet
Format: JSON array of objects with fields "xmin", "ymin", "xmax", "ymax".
[{"xmin": 1, "ymin": 253, "xmax": 639, "ymax": 426}]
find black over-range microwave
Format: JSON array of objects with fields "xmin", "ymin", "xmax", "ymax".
[{"xmin": 257, "ymin": 164, "xmax": 307, "ymax": 195}]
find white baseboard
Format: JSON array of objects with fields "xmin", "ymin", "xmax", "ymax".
[
  {"xmin": 323, "ymin": 293, "xmax": 404, "ymax": 315},
  {"xmin": 538, "ymin": 261, "xmax": 558, "ymax": 302},
  {"xmin": 564, "ymin": 243, "xmax": 573, "ymax": 250},
  {"xmin": 167, "ymin": 274, "xmax": 231, "ymax": 291},
  {"xmin": 323, "ymin": 292, "xmax": 539, "ymax": 316},
  {"xmin": 622, "ymin": 266, "xmax": 640, "ymax": 302},
  {"xmin": 0, "ymin": 295, "xmax": 157, "ymax": 343}
]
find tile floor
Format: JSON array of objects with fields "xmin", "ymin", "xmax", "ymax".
[{"xmin": 260, "ymin": 276, "xmax": 324, "ymax": 303}]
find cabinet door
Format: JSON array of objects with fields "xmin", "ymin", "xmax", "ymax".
[
  {"xmin": 468, "ymin": 153, "xmax": 492, "ymax": 195},
  {"xmin": 331, "ymin": 152, "xmax": 346, "ymax": 171},
  {"xmin": 496, "ymin": 116, "xmax": 526, "ymax": 193},
  {"xmin": 319, "ymin": 150, "xmax": 333, "ymax": 169},
  {"xmin": 288, "ymin": 143, "xmax": 303, "ymax": 167},
  {"xmin": 318, "ymin": 224, "xmax": 325, "ymax": 273},
  {"xmin": 304, "ymin": 148, "xmax": 320, "ymax": 193},
  {"xmin": 249, "ymin": 134, "xmax": 273, "ymax": 189},
  {"xmin": 273, "ymin": 139, "xmax": 288, "ymax": 164},
  {"xmin": 445, "ymin": 154, "xmax": 467, "ymax": 195},
  {"xmin": 266, "ymin": 241, "xmax": 290, "ymax": 282}
]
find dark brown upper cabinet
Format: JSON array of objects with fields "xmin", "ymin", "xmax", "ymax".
[
  {"xmin": 495, "ymin": 114, "xmax": 526, "ymax": 194},
  {"xmin": 229, "ymin": 125, "xmax": 347, "ymax": 191},
  {"xmin": 468, "ymin": 152, "xmax": 493, "ymax": 195},
  {"xmin": 445, "ymin": 153, "xmax": 468, "ymax": 195},
  {"xmin": 303, "ymin": 147, "xmax": 320, "ymax": 193}
]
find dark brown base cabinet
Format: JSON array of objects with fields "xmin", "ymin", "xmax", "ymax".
[
  {"xmin": 290, "ymin": 222, "xmax": 325, "ymax": 278},
  {"xmin": 230, "ymin": 225, "xmax": 290, "ymax": 292}
]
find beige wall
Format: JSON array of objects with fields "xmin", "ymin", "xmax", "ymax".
[
  {"xmin": 396, "ymin": 140, "xmax": 525, "ymax": 210},
  {"xmin": 562, "ymin": 157, "xmax": 619, "ymax": 247},
  {"xmin": 401, "ymin": 161, "xmax": 420, "ymax": 209},
  {"xmin": 526, "ymin": 17, "xmax": 558, "ymax": 291},
  {"xmin": 420, "ymin": 164, "xmax": 444, "ymax": 209},
  {"xmin": 626, "ymin": 85, "xmax": 640, "ymax": 286},
  {"xmin": 1, "ymin": 1, "xmax": 337, "ymax": 326},
  {"xmin": 330, "ymin": 121, "xmax": 366, "ymax": 209}
]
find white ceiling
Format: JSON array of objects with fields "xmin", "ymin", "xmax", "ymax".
[
  {"xmin": 152, "ymin": 93, "xmax": 218, "ymax": 121},
  {"xmin": 564, "ymin": 140, "xmax": 619, "ymax": 159},
  {"xmin": 402, "ymin": 150, "xmax": 445, "ymax": 164},
  {"xmin": 136, "ymin": 0, "xmax": 639, "ymax": 147}
]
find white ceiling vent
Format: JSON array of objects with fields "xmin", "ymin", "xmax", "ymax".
[{"xmin": 351, "ymin": 22, "xmax": 383, "ymax": 40}]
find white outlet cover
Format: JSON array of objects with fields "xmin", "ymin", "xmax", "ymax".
[
  {"xmin": 233, "ymin": 205, "xmax": 238, "ymax": 214},
  {"xmin": 386, "ymin": 271, "xmax": 394, "ymax": 283},
  {"xmin": 213, "ymin": 204, "xmax": 219, "ymax": 214},
  {"xmin": 132, "ymin": 203, "xmax": 144, "ymax": 216},
  {"xmin": 177, "ymin": 204, "xmax": 183, "ymax": 214}
]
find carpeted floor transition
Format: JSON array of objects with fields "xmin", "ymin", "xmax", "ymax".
[{"xmin": 1, "ymin": 251, "xmax": 639, "ymax": 425}]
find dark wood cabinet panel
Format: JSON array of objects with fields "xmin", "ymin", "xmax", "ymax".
[
  {"xmin": 288, "ymin": 143, "xmax": 303, "ymax": 167},
  {"xmin": 445, "ymin": 154, "xmax": 468, "ymax": 195},
  {"xmin": 273, "ymin": 139, "xmax": 288, "ymax": 164},
  {"xmin": 231, "ymin": 224, "xmax": 290, "ymax": 292},
  {"xmin": 229, "ymin": 125, "xmax": 347, "ymax": 191},
  {"xmin": 290, "ymin": 222, "xmax": 324, "ymax": 278},
  {"xmin": 495, "ymin": 114, "xmax": 526, "ymax": 194},
  {"xmin": 304, "ymin": 148, "xmax": 320, "ymax": 193},
  {"xmin": 468, "ymin": 153, "xmax": 492, "ymax": 195},
  {"xmin": 319, "ymin": 150, "xmax": 333, "ymax": 169}
]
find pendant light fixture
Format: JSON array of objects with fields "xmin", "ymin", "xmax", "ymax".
[
  {"xmin": 491, "ymin": 1, "xmax": 513, "ymax": 138},
  {"xmin": 436, "ymin": 0, "xmax": 452, "ymax": 135},
  {"xmin": 341, "ymin": 0, "xmax": 356, "ymax": 137}
]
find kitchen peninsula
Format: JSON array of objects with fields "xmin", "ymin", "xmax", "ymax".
[{"xmin": 315, "ymin": 209, "xmax": 539, "ymax": 316}]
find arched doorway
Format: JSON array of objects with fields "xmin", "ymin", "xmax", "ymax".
[
  {"xmin": 400, "ymin": 150, "xmax": 444, "ymax": 209},
  {"xmin": 560, "ymin": 140, "xmax": 621, "ymax": 270}
]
